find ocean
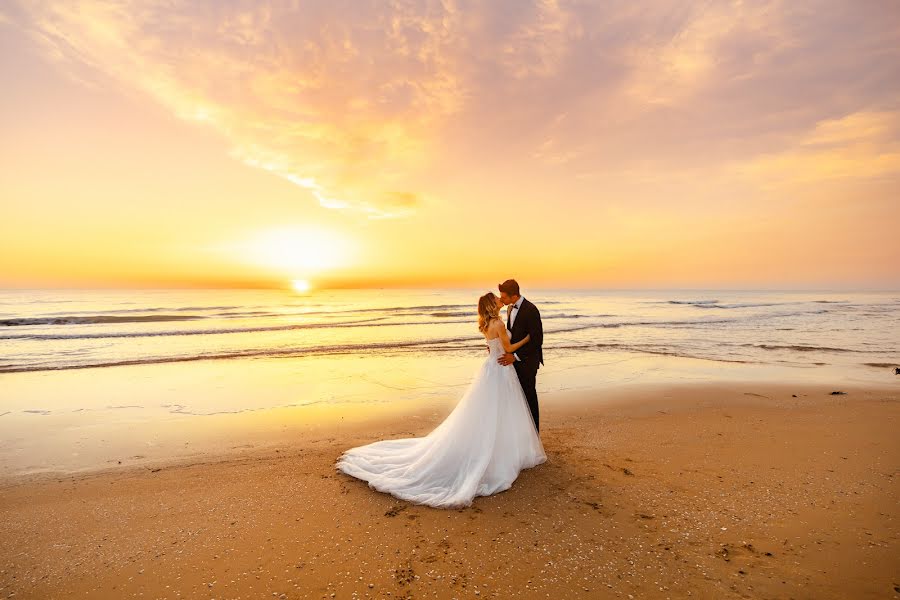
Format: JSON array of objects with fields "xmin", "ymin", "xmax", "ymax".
[
  {"xmin": 1, "ymin": 288, "xmax": 898, "ymax": 378},
  {"xmin": 2, "ymin": 287, "xmax": 898, "ymax": 475}
]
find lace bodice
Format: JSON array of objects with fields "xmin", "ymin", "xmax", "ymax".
[{"xmin": 486, "ymin": 335, "xmax": 506, "ymax": 359}]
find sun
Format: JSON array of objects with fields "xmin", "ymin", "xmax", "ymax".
[{"xmin": 291, "ymin": 279, "xmax": 312, "ymax": 293}]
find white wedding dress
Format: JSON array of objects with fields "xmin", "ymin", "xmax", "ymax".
[{"xmin": 335, "ymin": 335, "xmax": 547, "ymax": 509}]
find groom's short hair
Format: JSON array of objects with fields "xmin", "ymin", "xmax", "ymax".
[{"xmin": 498, "ymin": 279, "xmax": 520, "ymax": 296}]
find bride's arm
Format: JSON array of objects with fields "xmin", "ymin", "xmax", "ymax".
[{"xmin": 496, "ymin": 322, "xmax": 530, "ymax": 353}]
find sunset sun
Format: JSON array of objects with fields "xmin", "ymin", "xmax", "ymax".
[{"xmin": 291, "ymin": 279, "xmax": 311, "ymax": 293}]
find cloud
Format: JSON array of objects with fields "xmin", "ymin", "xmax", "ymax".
[
  {"xmin": 498, "ymin": 0, "xmax": 582, "ymax": 79},
  {"xmin": 9, "ymin": 0, "xmax": 468, "ymax": 217},
  {"xmin": 9, "ymin": 0, "xmax": 607, "ymax": 215},
  {"xmin": 7, "ymin": 0, "xmax": 900, "ymax": 215},
  {"xmin": 620, "ymin": 2, "xmax": 785, "ymax": 107},
  {"xmin": 736, "ymin": 110, "xmax": 900, "ymax": 186}
]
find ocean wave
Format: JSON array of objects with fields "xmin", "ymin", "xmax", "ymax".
[
  {"xmin": 694, "ymin": 302, "xmax": 795, "ymax": 310},
  {"xmin": 399, "ymin": 340, "xmax": 759, "ymax": 365},
  {"xmin": 542, "ymin": 318, "xmax": 738, "ymax": 335},
  {"xmin": 0, "ymin": 335, "xmax": 486, "ymax": 373},
  {"xmin": 0, "ymin": 304, "xmax": 480, "ymax": 326},
  {"xmin": 0, "ymin": 315, "xmax": 740, "ymax": 341},
  {"xmin": 0, "ymin": 316, "xmax": 399, "ymax": 340},
  {"xmin": 0, "ymin": 308, "xmax": 836, "ymax": 342},
  {"xmin": 1, "ymin": 299, "xmax": 572, "ymax": 328},
  {"xmin": 102, "ymin": 304, "xmax": 245, "ymax": 313},
  {"xmin": 0, "ymin": 312, "xmax": 604, "ymax": 341},
  {"xmin": 557, "ymin": 342, "xmax": 754, "ymax": 364},
  {"xmin": 666, "ymin": 299, "xmax": 720, "ymax": 305},
  {"xmin": 663, "ymin": 299, "xmax": 844, "ymax": 310},
  {"xmin": 428, "ymin": 311, "xmax": 593, "ymax": 319},
  {"xmin": 268, "ymin": 299, "xmax": 562, "ymax": 317},
  {"xmin": 667, "ymin": 299, "xmax": 804, "ymax": 309},
  {"xmin": 747, "ymin": 343, "xmax": 857, "ymax": 353},
  {"xmin": 0, "ymin": 334, "xmax": 758, "ymax": 373},
  {"xmin": 1, "ymin": 314, "xmax": 204, "ymax": 326},
  {"xmin": 324, "ymin": 303, "xmax": 474, "ymax": 315}
]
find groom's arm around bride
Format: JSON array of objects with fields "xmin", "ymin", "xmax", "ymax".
[{"xmin": 499, "ymin": 301, "xmax": 542, "ymax": 366}]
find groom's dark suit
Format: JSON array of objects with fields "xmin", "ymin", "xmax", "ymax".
[{"xmin": 508, "ymin": 298, "xmax": 543, "ymax": 433}]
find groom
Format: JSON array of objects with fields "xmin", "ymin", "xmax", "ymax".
[{"xmin": 497, "ymin": 279, "xmax": 544, "ymax": 433}]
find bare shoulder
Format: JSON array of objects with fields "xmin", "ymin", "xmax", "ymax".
[{"xmin": 485, "ymin": 317, "xmax": 503, "ymax": 337}]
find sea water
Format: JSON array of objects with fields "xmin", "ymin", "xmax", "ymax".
[
  {"xmin": 1, "ymin": 288, "xmax": 897, "ymax": 377},
  {"xmin": 1, "ymin": 288, "xmax": 898, "ymax": 475}
]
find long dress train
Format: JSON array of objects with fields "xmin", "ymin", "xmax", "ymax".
[{"xmin": 335, "ymin": 336, "xmax": 546, "ymax": 508}]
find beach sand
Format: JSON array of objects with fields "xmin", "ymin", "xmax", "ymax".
[{"xmin": 1, "ymin": 383, "xmax": 897, "ymax": 599}]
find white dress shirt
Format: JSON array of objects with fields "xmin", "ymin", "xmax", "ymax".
[
  {"xmin": 508, "ymin": 297, "xmax": 525, "ymax": 361},
  {"xmin": 508, "ymin": 296, "xmax": 524, "ymax": 329}
]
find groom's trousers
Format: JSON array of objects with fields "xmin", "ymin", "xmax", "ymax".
[{"xmin": 514, "ymin": 359, "xmax": 540, "ymax": 433}]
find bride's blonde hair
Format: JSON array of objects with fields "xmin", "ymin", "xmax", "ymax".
[{"xmin": 477, "ymin": 292, "xmax": 500, "ymax": 333}]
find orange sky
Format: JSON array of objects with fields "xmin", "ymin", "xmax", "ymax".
[{"xmin": 1, "ymin": 1, "xmax": 898, "ymax": 290}]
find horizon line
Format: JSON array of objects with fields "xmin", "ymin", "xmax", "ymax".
[{"xmin": 1, "ymin": 284, "xmax": 898, "ymax": 293}]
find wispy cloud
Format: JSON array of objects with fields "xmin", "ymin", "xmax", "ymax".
[
  {"xmin": 7, "ymin": 0, "xmax": 900, "ymax": 217},
  {"xmin": 620, "ymin": 2, "xmax": 785, "ymax": 107},
  {"xmin": 737, "ymin": 110, "xmax": 900, "ymax": 186},
  {"xmin": 9, "ymin": 0, "xmax": 470, "ymax": 217},
  {"xmin": 499, "ymin": 0, "xmax": 582, "ymax": 79}
]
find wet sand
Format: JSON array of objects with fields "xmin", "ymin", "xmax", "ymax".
[{"xmin": 1, "ymin": 383, "xmax": 898, "ymax": 599}]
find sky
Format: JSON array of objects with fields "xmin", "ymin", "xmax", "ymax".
[{"xmin": 1, "ymin": 0, "xmax": 899, "ymax": 290}]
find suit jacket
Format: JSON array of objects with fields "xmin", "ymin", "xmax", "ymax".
[{"xmin": 507, "ymin": 298, "xmax": 544, "ymax": 366}]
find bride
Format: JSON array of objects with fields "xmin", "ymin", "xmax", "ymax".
[{"xmin": 335, "ymin": 292, "xmax": 547, "ymax": 508}]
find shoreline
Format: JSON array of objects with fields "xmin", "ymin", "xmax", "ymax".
[
  {"xmin": 1, "ymin": 382, "xmax": 897, "ymax": 598},
  {"xmin": 3, "ymin": 379, "xmax": 897, "ymax": 484}
]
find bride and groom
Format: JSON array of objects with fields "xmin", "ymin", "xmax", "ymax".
[{"xmin": 335, "ymin": 279, "xmax": 546, "ymax": 508}]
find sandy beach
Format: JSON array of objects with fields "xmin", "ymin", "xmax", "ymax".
[{"xmin": 1, "ymin": 382, "xmax": 897, "ymax": 599}]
